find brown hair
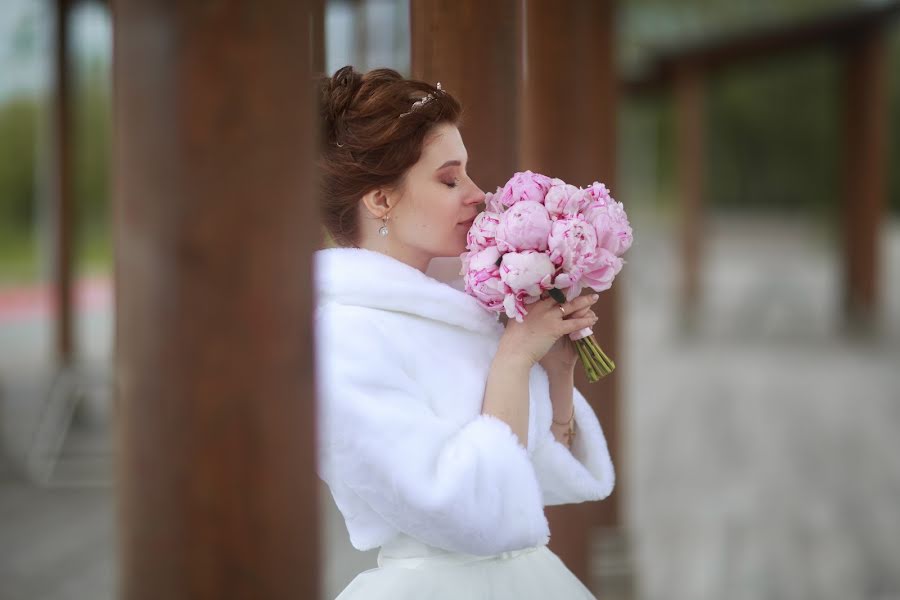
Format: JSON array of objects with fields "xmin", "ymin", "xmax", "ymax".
[{"xmin": 315, "ymin": 65, "xmax": 463, "ymax": 248}]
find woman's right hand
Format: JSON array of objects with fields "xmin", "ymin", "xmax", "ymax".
[{"xmin": 497, "ymin": 293, "xmax": 599, "ymax": 368}]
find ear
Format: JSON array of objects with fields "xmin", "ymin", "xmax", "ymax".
[{"xmin": 360, "ymin": 187, "xmax": 393, "ymax": 220}]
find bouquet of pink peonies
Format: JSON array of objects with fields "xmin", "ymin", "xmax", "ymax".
[{"xmin": 459, "ymin": 170, "xmax": 632, "ymax": 382}]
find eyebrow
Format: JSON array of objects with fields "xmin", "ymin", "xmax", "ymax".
[{"xmin": 435, "ymin": 160, "xmax": 464, "ymax": 171}]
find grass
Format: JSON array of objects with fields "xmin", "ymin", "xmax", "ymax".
[{"xmin": 0, "ymin": 226, "xmax": 112, "ymax": 287}]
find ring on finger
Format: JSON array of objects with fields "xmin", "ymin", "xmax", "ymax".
[{"xmin": 558, "ymin": 305, "xmax": 566, "ymax": 317}]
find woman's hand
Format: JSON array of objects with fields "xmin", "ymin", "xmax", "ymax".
[
  {"xmin": 538, "ymin": 294, "xmax": 599, "ymax": 375},
  {"xmin": 498, "ymin": 293, "xmax": 599, "ymax": 369}
]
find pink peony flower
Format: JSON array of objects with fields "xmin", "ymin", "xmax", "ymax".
[
  {"xmin": 466, "ymin": 210, "xmax": 502, "ymax": 252},
  {"xmin": 552, "ymin": 271, "xmax": 585, "ymax": 302},
  {"xmin": 544, "ymin": 183, "xmax": 589, "ymax": 218},
  {"xmin": 462, "ymin": 246, "xmax": 507, "ymax": 312},
  {"xmin": 496, "ymin": 170, "xmax": 553, "ymax": 208},
  {"xmin": 586, "ymin": 200, "xmax": 633, "ymax": 256},
  {"xmin": 579, "ymin": 248, "xmax": 624, "ymax": 293},
  {"xmin": 498, "ymin": 251, "xmax": 555, "ymax": 322},
  {"xmin": 548, "ymin": 216, "xmax": 598, "ymax": 279},
  {"xmin": 584, "ymin": 181, "xmax": 612, "ymax": 207},
  {"xmin": 485, "ymin": 188, "xmax": 506, "ymax": 214},
  {"xmin": 495, "ymin": 200, "xmax": 552, "ymax": 253}
]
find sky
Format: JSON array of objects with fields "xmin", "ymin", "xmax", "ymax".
[{"xmin": 0, "ymin": 0, "xmax": 110, "ymax": 103}]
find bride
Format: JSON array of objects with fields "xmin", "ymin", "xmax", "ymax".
[{"xmin": 313, "ymin": 65, "xmax": 615, "ymax": 599}]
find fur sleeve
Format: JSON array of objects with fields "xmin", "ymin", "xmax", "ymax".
[
  {"xmin": 315, "ymin": 305, "xmax": 550, "ymax": 556},
  {"xmin": 530, "ymin": 384, "xmax": 615, "ymax": 506}
]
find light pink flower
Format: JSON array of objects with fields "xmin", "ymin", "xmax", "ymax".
[
  {"xmin": 584, "ymin": 181, "xmax": 612, "ymax": 207},
  {"xmin": 548, "ymin": 216, "xmax": 598, "ymax": 281},
  {"xmin": 552, "ymin": 272, "xmax": 584, "ymax": 302},
  {"xmin": 579, "ymin": 248, "xmax": 624, "ymax": 293},
  {"xmin": 485, "ymin": 188, "xmax": 506, "ymax": 214},
  {"xmin": 462, "ymin": 246, "xmax": 507, "ymax": 312},
  {"xmin": 498, "ymin": 251, "xmax": 555, "ymax": 322},
  {"xmin": 587, "ymin": 200, "xmax": 633, "ymax": 256},
  {"xmin": 495, "ymin": 200, "xmax": 552, "ymax": 253},
  {"xmin": 496, "ymin": 171, "xmax": 553, "ymax": 208},
  {"xmin": 466, "ymin": 210, "xmax": 501, "ymax": 252},
  {"xmin": 544, "ymin": 183, "xmax": 589, "ymax": 218}
]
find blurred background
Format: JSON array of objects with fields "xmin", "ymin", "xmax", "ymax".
[{"xmin": 0, "ymin": 0, "xmax": 898, "ymax": 598}]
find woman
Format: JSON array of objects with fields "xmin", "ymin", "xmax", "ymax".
[{"xmin": 314, "ymin": 65, "xmax": 615, "ymax": 599}]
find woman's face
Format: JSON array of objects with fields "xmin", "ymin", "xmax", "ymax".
[{"xmin": 359, "ymin": 123, "xmax": 485, "ymax": 272}]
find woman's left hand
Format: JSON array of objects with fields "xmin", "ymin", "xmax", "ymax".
[{"xmin": 538, "ymin": 300, "xmax": 597, "ymax": 374}]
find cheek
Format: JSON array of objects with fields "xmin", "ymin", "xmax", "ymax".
[{"xmin": 435, "ymin": 203, "xmax": 458, "ymax": 229}]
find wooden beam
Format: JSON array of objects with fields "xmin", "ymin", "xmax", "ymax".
[
  {"xmin": 113, "ymin": 2, "xmax": 321, "ymax": 598},
  {"xmin": 841, "ymin": 29, "xmax": 889, "ymax": 332},
  {"xmin": 625, "ymin": 1, "xmax": 900, "ymax": 95},
  {"xmin": 673, "ymin": 63, "xmax": 706, "ymax": 330},
  {"xmin": 410, "ymin": 0, "xmax": 521, "ymax": 193},
  {"xmin": 53, "ymin": 0, "xmax": 74, "ymax": 367},
  {"xmin": 521, "ymin": 0, "xmax": 622, "ymax": 589}
]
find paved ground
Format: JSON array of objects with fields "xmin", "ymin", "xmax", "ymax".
[
  {"xmin": 1, "ymin": 212, "xmax": 898, "ymax": 599},
  {"xmin": 623, "ymin": 213, "xmax": 900, "ymax": 600}
]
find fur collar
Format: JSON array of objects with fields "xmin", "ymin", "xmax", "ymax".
[{"xmin": 314, "ymin": 247, "xmax": 505, "ymax": 337}]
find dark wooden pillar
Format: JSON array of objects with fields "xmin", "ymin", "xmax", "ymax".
[
  {"xmin": 53, "ymin": 0, "xmax": 74, "ymax": 366},
  {"xmin": 841, "ymin": 28, "xmax": 888, "ymax": 333},
  {"xmin": 521, "ymin": 0, "xmax": 622, "ymax": 588},
  {"xmin": 311, "ymin": 0, "xmax": 326, "ymax": 77},
  {"xmin": 113, "ymin": 2, "xmax": 321, "ymax": 598},
  {"xmin": 410, "ymin": 0, "xmax": 521, "ymax": 192},
  {"xmin": 673, "ymin": 62, "xmax": 706, "ymax": 332}
]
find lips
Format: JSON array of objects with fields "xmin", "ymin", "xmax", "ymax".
[{"xmin": 458, "ymin": 215, "xmax": 477, "ymax": 227}]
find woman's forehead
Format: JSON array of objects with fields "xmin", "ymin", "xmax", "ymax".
[{"xmin": 422, "ymin": 125, "xmax": 466, "ymax": 166}]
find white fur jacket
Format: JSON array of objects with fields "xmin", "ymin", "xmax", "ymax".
[{"xmin": 313, "ymin": 246, "xmax": 615, "ymax": 557}]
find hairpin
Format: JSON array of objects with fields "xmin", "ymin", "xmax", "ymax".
[{"xmin": 399, "ymin": 82, "xmax": 443, "ymax": 119}]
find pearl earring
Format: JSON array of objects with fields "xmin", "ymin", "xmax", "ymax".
[{"xmin": 378, "ymin": 215, "xmax": 389, "ymax": 237}]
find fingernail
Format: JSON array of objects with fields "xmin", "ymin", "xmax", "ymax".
[{"xmin": 591, "ymin": 294, "xmax": 599, "ymax": 300}]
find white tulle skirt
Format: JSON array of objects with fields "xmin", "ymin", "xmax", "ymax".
[{"xmin": 335, "ymin": 533, "xmax": 598, "ymax": 599}]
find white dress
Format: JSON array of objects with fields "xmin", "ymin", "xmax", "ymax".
[
  {"xmin": 314, "ymin": 247, "xmax": 614, "ymax": 599},
  {"xmin": 336, "ymin": 532, "xmax": 598, "ymax": 599}
]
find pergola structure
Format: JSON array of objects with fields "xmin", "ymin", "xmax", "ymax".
[
  {"xmin": 48, "ymin": 0, "xmax": 624, "ymax": 597},
  {"xmin": 624, "ymin": 1, "xmax": 900, "ymax": 334},
  {"xmin": 46, "ymin": 0, "xmax": 899, "ymax": 597}
]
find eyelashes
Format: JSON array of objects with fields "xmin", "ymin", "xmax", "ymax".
[{"xmin": 443, "ymin": 177, "xmax": 460, "ymax": 189}]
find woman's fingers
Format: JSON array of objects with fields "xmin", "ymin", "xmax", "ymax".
[
  {"xmin": 567, "ymin": 307, "xmax": 594, "ymax": 319},
  {"xmin": 562, "ymin": 312, "xmax": 598, "ymax": 334},
  {"xmin": 553, "ymin": 293, "xmax": 599, "ymax": 317}
]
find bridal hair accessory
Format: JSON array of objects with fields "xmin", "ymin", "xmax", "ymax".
[{"xmin": 399, "ymin": 82, "xmax": 443, "ymax": 118}]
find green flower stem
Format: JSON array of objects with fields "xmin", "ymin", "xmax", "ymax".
[{"xmin": 572, "ymin": 334, "xmax": 615, "ymax": 383}]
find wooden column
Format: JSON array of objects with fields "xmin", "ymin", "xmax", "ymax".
[
  {"xmin": 113, "ymin": 2, "xmax": 321, "ymax": 598},
  {"xmin": 410, "ymin": 0, "xmax": 521, "ymax": 193},
  {"xmin": 841, "ymin": 28, "xmax": 888, "ymax": 333},
  {"xmin": 673, "ymin": 62, "xmax": 706, "ymax": 332},
  {"xmin": 310, "ymin": 0, "xmax": 326, "ymax": 77},
  {"xmin": 53, "ymin": 0, "xmax": 74, "ymax": 367},
  {"xmin": 521, "ymin": 0, "xmax": 621, "ymax": 587}
]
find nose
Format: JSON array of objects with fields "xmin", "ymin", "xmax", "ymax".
[{"xmin": 469, "ymin": 182, "xmax": 486, "ymax": 210}]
